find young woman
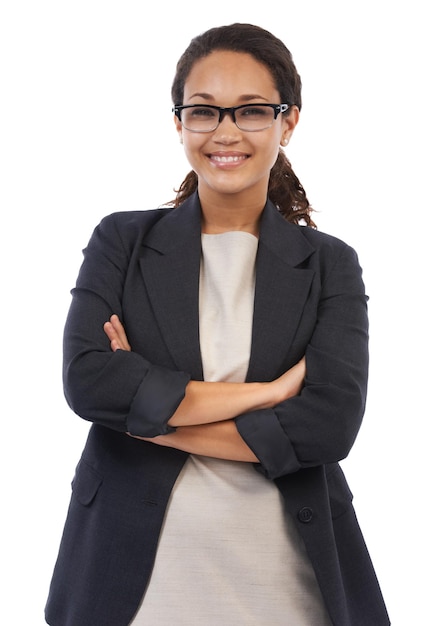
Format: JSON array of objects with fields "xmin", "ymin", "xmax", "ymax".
[{"xmin": 45, "ymin": 23, "xmax": 390, "ymax": 626}]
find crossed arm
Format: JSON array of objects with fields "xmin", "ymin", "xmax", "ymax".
[{"xmin": 104, "ymin": 315, "xmax": 306, "ymax": 462}]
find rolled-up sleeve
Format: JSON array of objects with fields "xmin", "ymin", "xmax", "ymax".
[
  {"xmin": 236, "ymin": 408, "xmax": 301, "ymax": 477},
  {"xmin": 127, "ymin": 365, "xmax": 190, "ymax": 437},
  {"xmin": 62, "ymin": 211, "xmax": 191, "ymax": 437},
  {"xmin": 237, "ymin": 242, "xmax": 369, "ymax": 480}
]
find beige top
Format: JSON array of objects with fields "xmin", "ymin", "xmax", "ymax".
[{"xmin": 130, "ymin": 232, "xmax": 331, "ymax": 625}]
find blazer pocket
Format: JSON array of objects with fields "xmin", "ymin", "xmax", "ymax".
[
  {"xmin": 71, "ymin": 458, "xmax": 103, "ymax": 506},
  {"xmin": 325, "ymin": 463, "xmax": 354, "ymax": 520}
]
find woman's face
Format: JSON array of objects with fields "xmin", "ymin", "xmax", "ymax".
[{"xmin": 175, "ymin": 50, "xmax": 298, "ymax": 205}]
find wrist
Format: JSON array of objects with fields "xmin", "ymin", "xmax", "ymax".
[{"xmin": 255, "ymin": 381, "xmax": 278, "ymax": 410}]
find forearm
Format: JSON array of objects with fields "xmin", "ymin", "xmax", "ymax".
[
  {"xmin": 132, "ymin": 420, "xmax": 258, "ymax": 462},
  {"xmin": 104, "ymin": 315, "xmax": 305, "ymax": 436},
  {"xmin": 168, "ymin": 380, "xmax": 275, "ymax": 427}
]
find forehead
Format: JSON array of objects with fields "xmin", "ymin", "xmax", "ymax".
[{"xmin": 183, "ymin": 50, "xmax": 279, "ymax": 102}]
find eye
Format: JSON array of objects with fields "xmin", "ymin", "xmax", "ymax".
[
  {"xmin": 239, "ymin": 105, "xmax": 272, "ymax": 119},
  {"xmin": 188, "ymin": 106, "xmax": 217, "ymax": 119}
]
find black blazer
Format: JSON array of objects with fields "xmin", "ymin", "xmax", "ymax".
[{"xmin": 45, "ymin": 193, "xmax": 390, "ymax": 625}]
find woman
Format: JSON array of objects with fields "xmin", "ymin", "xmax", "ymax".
[{"xmin": 45, "ymin": 23, "xmax": 390, "ymax": 626}]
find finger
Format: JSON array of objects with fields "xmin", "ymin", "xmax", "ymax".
[
  {"xmin": 103, "ymin": 321, "xmax": 121, "ymax": 351},
  {"xmin": 109, "ymin": 313, "xmax": 123, "ymax": 331},
  {"xmin": 107, "ymin": 315, "xmax": 131, "ymax": 351},
  {"xmin": 110, "ymin": 314, "xmax": 131, "ymax": 350},
  {"xmin": 103, "ymin": 320, "xmax": 117, "ymax": 342}
]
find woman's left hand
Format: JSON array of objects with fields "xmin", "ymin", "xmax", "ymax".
[{"xmin": 103, "ymin": 314, "xmax": 131, "ymax": 352}]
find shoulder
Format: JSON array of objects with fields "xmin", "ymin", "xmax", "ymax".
[
  {"xmin": 99, "ymin": 207, "xmax": 173, "ymax": 234},
  {"xmin": 297, "ymin": 224, "xmax": 352, "ymax": 254},
  {"xmin": 89, "ymin": 208, "xmax": 174, "ymax": 250},
  {"xmin": 297, "ymin": 225, "xmax": 362, "ymax": 268},
  {"xmin": 296, "ymin": 226, "xmax": 367, "ymax": 298},
  {"xmin": 262, "ymin": 201, "xmax": 358, "ymax": 269},
  {"xmin": 283, "ymin": 224, "xmax": 365, "ymax": 295},
  {"xmin": 95, "ymin": 194, "xmax": 201, "ymax": 249}
]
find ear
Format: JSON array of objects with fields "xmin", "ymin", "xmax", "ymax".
[{"xmin": 280, "ymin": 105, "xmax": 300, "ymax": 147}]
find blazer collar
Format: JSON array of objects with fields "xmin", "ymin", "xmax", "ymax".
[
  {"xmin": 259, "ymin": 197, "xmax": 315, "ymax": 267},
  {"xmin": 143, "ymin": 192, "xmax": 315, "ymax": 266},
  {"xmin": 141, "ymin": 192, "xmax": 203, "ymax": 255},
  {"xmin": 139, "ymin": 192, "xmax": 316, "ymax": 380}
]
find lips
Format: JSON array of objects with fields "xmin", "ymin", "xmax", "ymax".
[{"xmin": 208, "ymin": 152, "xmax": 249, "ymax": 167}]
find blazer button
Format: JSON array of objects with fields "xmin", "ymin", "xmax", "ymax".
[{"xmin": 298, "ymin": 507, "xmax": 314, "ymax": 523}]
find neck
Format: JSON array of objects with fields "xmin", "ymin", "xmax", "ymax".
[{"xmin": 199, "ymin": 189, "xmax": 265, "ymax": 236}]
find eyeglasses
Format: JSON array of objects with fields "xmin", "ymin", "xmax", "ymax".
[{"xmin": 173, "ymin": 103, "xmax": 291, "ymax": 133}]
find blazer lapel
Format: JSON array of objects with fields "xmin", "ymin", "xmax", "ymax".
[
  {"xmin": 138, "ymin": 194, "xmax": 315, "ymax": 383},
  {"xmin": 139, "ymin": 194, "xmax": 204, "ymax": 380},
  {"xmin": 247, "ymin": 201, "xmax": 315, "ymax": 381}
]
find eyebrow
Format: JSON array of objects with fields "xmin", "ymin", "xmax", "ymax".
[{"xmin": 187, "ymin": 92, "xmax": 270, "ymax": 102}]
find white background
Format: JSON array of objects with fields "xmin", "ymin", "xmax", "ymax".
[{"xmin": 1, "ymin": 1, "xmax": 439, "ymax": 624}]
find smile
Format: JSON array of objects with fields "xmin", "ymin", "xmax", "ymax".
[
  {"xmin": 208, "ymin": 153, "xmax": 249, "ymax": 169},
  {"xmin": 210, "ymin": 155, "xmax": 248, "ymax": 163}
]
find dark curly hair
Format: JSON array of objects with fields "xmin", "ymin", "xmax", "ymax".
[{"xmin": 169, "ymin": 23, "xmax": 315, "ymax": 227}]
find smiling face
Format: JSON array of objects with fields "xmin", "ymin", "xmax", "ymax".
[{"xmin": 175, "ymin": 50, "xmax": 298, "ymax": 210}]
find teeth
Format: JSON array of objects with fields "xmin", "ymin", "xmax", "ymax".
[{"xmin": 211, "ymin": 155, "xmax": 245, "ymax": 163}]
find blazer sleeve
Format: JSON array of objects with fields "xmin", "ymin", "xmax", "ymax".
[
  {"xmin": 62, "ymin": 212, "xmax": 190, "ymax": 437},
  {"xmin": 236, "ymin": 242, "xmax": 369, "ymax": 480}
]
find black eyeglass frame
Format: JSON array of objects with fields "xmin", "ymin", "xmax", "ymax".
[{"xmin": 172, "ymin": 103, "xmax": 291, "ymax": 132}]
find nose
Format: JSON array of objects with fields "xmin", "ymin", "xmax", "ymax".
[{"xmin": 213, "ymin": 111, "xmax": 241, "ymax": 142}]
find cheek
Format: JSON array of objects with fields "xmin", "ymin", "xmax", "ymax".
[
  {"xmin": 182, "ymin": 135, "xmax": 203, "ymax": 160},
  {"xmin": 182, "ymin": 141, "xmax": 199, "ymax": 171},
  {"xmin": 260, "ymin": 136, "xmax": 282, "ymax": 167}
]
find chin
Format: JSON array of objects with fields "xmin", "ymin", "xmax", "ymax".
[{"xmin": 202, "ymin": 174, "xmax": 266, "ymax": 197}]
